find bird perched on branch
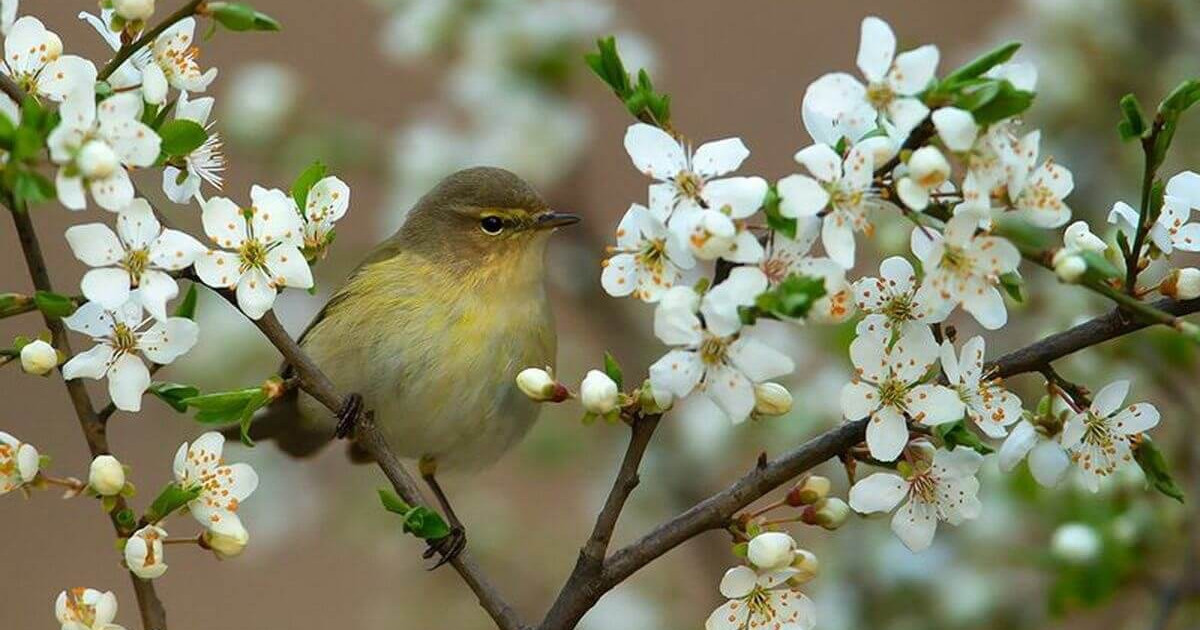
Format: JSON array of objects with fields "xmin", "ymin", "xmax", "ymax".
[{"xmin": 248, "ymin": 166, "xmax": 578, "ymax": 562}]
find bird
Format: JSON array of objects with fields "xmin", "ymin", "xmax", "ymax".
[{"xmin": 248, "ymin": 166, "xmax": 578, "ymax": 561}]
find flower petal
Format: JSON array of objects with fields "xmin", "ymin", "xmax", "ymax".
[
  {"xmin": 890, "ymin": 45, "xmax": 940, "ymax": 95},
  {"xmin": 624, "ymin": 123, "xmax": 686, "ymax": 180},
  {"xmin": 65, "ymin": 223, "xmax": 124, "ymax": 267},
  {"xmin": 62, "ymin": 343, "xmax": 115, "ymax": 381},
  {"xmin": 1111, "ymin": 403, "xmax": 1159, "ymax": 435},
  {"xmin": 194, "ymin": 250, "xmax": 242, "ymax": 289},
  {"xmin": 891, "ymin": 498, "xmax": 938, "ymax": 551},
  {"xmin": 62, "ymin": 301, "xmax": 115, "ymax": 337},
  {"xmin": 201, "ymin": 196, "xmax": 248, "ymax": 248},
  {"xmin": 849, "ymin": 471, "xmax": 907, "ymax": 513},
  {"xmin": 867, "ymin": 404, "xmax": 909, "ymax": 461},
  {"xmin": 706, "ymin": 363, "xmax": 756, "ymax": 423},
  {"xmin": 1028, "ymin": 439, "xmax": 1070, "ymax": 487},
  {"xmin": 705, "ymin": 176, "xmax": 767, "ymax": 219},
  {"xmin": 250, "ymin": 185, "xmax": 303, "ymax": 247},
  {"xmin": 81, "ymin": 267, "xmax": 133, "ymax": 311},
  {"xmin": 856, "ymin": 16, "xmax": 896, "ymax": 83},
  {"xmin": 998, "ymin": 420, "xmax": 1037, "ymax": 472},
  {"xmin": 139, "ymin": 317, "xmax": 199, "ymax": 364},
  {"xmin": 794, "ymin": 143, "xmax": 842, "ymax": 182},
  {"xmin": 692, "ymin": 137, "xmax": 750, "ymax": 178},
  {"xmin": 107, "ymin": 352, "xmax": 151, "ymax": 412},
  {"xmin": 777, "ymin": 174, "xmax": 829, "ymax": 218},
  {"xmin": 906, "ymin": 384, "xmax": 965, "ymax": 426},
  {"xmin": 235, "ymin": 267, "xmax": 277, "ymax": 320},
  {"xmin": 727, "ymin": 336, "xmax": 795, "ymax": 382},
  {"xmin": 265, "ymin": 245, "xmax": 313, "ymax": 290}
]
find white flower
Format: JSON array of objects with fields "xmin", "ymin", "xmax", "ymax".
[
  {"xmin": 602, "ymin": 203, "xmax": 694, "ymax": 301},
  {"xmin": 1051, "ymin": 523, "xmax": 1101, "ymax": 564},
  {"xmin": 301, "ymin": 175, "xmax": 350, "ymax": 253},
  {"xmin": 648, "ymin": 284, "xmax": 794, "ymax": 423},
  {"xmin": 1010, "ymin": 159, "xmax": 1073, "ymax": 228},
  {"xmin": 203, "ymin": 519, "xmax": 249, "ymax": 559},
  {"xmin": 194, "ymin": 186, "xmax": 312, "ymax": 319},
  {"xmin": 757, "ymin": 222, "xmax": 854, "ymax": 324},
  {"xmin": 896, "ymin": 146, "xmax": 951, "ymax": 211},
  {"xmin": 113, "ymin": 0, "xmax": 154, "ymax": 22},
  {"xmin": 706, "ymin": 565, "xmax": 816, "ymax": 630},
  {"xmin": 958, "ymin": 125, "xmax": 1040, "ymax": 214},
  {"xmin": 55, "ymin": 588, "xmax": 126, "ymax": 630},
  {"xmin": 162, "ymin": 92, "xmax": 225, "ymax": 204},
  {"xmin": 777, "ymin": 141, "xmax": 889, "ymax": 269},
  {"xmin": 88, "ymin": 455, "xmax": 126, "ymax": 496},
  {"xmin": 580, "ymin": 370, "xmax": 619, "ymax": 416},
  {"xmin": 841, "ymin": 329, "xmax": 964, "ymax": 461},
  {"xmin": 61, "ymin": 296, "xmax": 199, "ymax": 412},
  {"xmin": 747, "ymin": 531, "xmax": 796, "ymax": 571},
  {"xmin": 124, "ymin": 524, "xmax": 167, "ymax": 579},
  {"xmin": 998, "ymin": 394, "xmax": 1072, "ymax": 488},
  {"xmin": 516, "ymin": 367, "xmax": 561, "ymax": 402},
  {"xmin": 48, "ymin": 92, "xmax": 161, "ymax": 211},
  {"xmin": 1063, "ymin": 220, "xmax": 1107, "ymax": 254},
  {"xmin": 65, "ymin": 198, "xmax": 205, "ymax": 320},
  {"xmin": 940, "ymin": 336, "xmax": 1022, "ymax": 438},
  {"xmin": 932, "ymin": 106, "xmax": 978, "ymax": 153},
  {"xmin": 1, "ymin": 17, "xmax": 96, "ymax": 102},
  {"xmin": 19, "ymin": 338, "xmax": 57, "ymax": 374},
  {"xmin": 1162, "ymin": 267, "xmax": 1200, "ymax": 300},
  {"xmin": 149, "ymin": 18, "xmax": 216, "ymax": 92},
  {"xmin": 0, "ymin": 431, "xmax": 39, "ymax": 494},
  {"xmin": 0, "ymin": 0, "xmax": 16, "ymax": 35},
  {"xmin": 853, "ymin": 256, "xmax": 946, "ymax": 344},
  {"xmin": 1061, "ymin": 380, "xmax": 1159, "ymax": 492},
  {"xmin": 753, "ymin": 382, "xmax": 793, "ymax": 417},
  {"xmin": 173, "ymin": 431, "xmax": 259, "ymax": 535},
  {"xmin": 911, "ymin": 210, "xmax": 1021, "ymax": 330},
  {"xmin": 848, "ymin": 446, "xmax": 983, "ymax": 551},
  {"xmin": 1108, "ymin": 170, "xmax": 1200, "ymax": 256},
  {"xmin": 623, "ymin": 123, "xmax": 766, "ymax": 261},
  {"xmin": 801, "ymin": 16, "xmax": 939, "ymax": 145}
]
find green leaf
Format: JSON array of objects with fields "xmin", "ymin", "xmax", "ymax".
[
  {"xmin": 1159, "ymin": 79, "xmax": 1200, "ymax": 116},
  {"xmin": 1134, "ymin": 437, "xmax": 1184, "ymax": 502},
  {"xmin": 14, "ymin": 171, "xmax": 55, "ymax": 204},
  {"xmin": 33, "ymin": 291, "xmax": 77, "ymax": 318},
  {"xmin": 378, "ymin": 488, "xmax": 411, "ymax": 515},
  {"xmin": 755, "ymin": 274, "xmax": 826, "ymax": 320},
  {"xmin": 971, "ymin": 81, "xmax": 1035, "ymax": 125},
  {"xmin": 173, "ymin": 284, "xmax": 198, "ymax": 320},
  {"xmin": 1117, "ymin": 93, "xmax": 1147, "ymax": 141},
  {"xmin": 144, "ymin": 482, "xmax": 202, "ymax": 523},
  {"xmin": 1079, "ymin": 250, "xmax": 1122, "ymax": 282},
  {"xmin": 157, "ymin": 119, "xmax": 208, "ymax": 156},
  {"xmin": 148, "ymin": 382, "xmax": 200, "ymax": 413},
  {"xmin": 402, "ymin": 506, "xmax": 452, "ymax": 540},
  {"xmin": 290, "ymin": 160, "xmax": 326, "ymax": 211},
  {"xmin": 210, "ymin": 2, "xmax": 281, "ymax": 31},
  {"xmin": 999, "ymin": 271, "xmax": 1025, "ymax": 303},
  {"xmin": 940, "ymin": 41, "xmax": 1021, "ymax": 89},
  {"xmin": 603, "ymin": 351, "xmax": 624, "ymax": 390},
  {"xmin": 585, "ymin": 36, "xmax": 631, "ymax": 97},
  {"xmin": 763, "ymin": 185, "xmax": 797, "ymax": 239},
  {"xmin": 12, "ymin": 126, "xmax": 42, "ymax": 161},
  {"xmin": 181, "ymin": 387, "xmax": 264, "ymax": 424},
  {"xmin": 934, "ymin": 421, "xmax": 994, "ymax": 455}
]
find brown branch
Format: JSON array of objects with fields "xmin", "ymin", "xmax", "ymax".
[
  {"xmin": 7, "ymin": 204, "xmax": 169, "ymax": 630},
  {"xmin": 0, "ymin": 71, "xmax": 23, "ymax": 104}
]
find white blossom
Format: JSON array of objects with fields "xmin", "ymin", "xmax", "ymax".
[
  {"xmin": 149, "ymin": 17, "xmax": 216, "ymax": 92},
  {"xmin": 1162, "ymin": 267, "xmax": 1200, "ymax": 300},
  {"xmin": 194, "ymin": 186, "xmax": 312, "ymax": 319},
  {"xmin": 48, "ymin": 92, "xmax": 161, "ymax": 211},
  {"xmin": 911, "ymin": 209, "xmax": 1021, "ymax": 330},
  {"xmin": 752, "ymin": 382, "xmax": 793, "ymax": 417},
  {"xmin": 203, "ymin": 520, "xmax": 249, "ymax": 559},
  {"xmin": 19, "ymin": 338, "xmax": 57, "ymax": 375},
  {"xmin": 896, "ymin": 146, "xmax": 952, "ymax": 211},
  {"xmin": 88, "ymin": 454, "xmax": 126, "ymax": 496},
  {"xmin": 1, "ymin": 17, "xmax": 96, "ymax": 102},
  {"xmin": 1010, "ymin": 159, "xmax": 1074, "ymax": 228},
  {"xmin": 61, "ymin": 296, "xmax": 198, "ymax": 412},
  {"xmin": 301, "ymin": 175, "xmax": 350, "ymax": 254},
  {"xmin": 124, "ymin": 524, "xmax": 167, "ymax": 579},
  {"xmin": 173, "ymin": 431, "xmax": 259, "ymax": 536},
  {"xmin": 55, "ymin": 588, "xmax": 125, "ymax": 630},
  {"xmin": 113, "ymin": 0, "xmax": 154, "ymax": 22},
  {"xmin": 848, "ymin": 446, "xmax": 983, "ymax": 551},
  {"xmin": 516, "ymin": 367, "xmax": 560, "ymax": 402},
  {"xmin": 601, "ymin": 203, "xmax": 693, "ymax": 301},
  {"xmin": 998, "ymin": 393, "xmax": 1072, "ymax": 488},
  {"xmin": 162, "ymin": 92, "xmax": 225, "ymax": 204},
  {"xmin": 746, "ymin": 531, "xmax": 796, "ymax": 572},
  {"xmin": 580, "ymin": 369, "xmax": 619, "ymax": 416},
  {"xmin": 841, "ymin": 329, "xmax": 964, "ymax": 461},
  {"xmin": 853, "ymin": 256, "xmax": 946, "ymax": 344},
  {"xmin": 706, "ymin": 565, "xmax": 816, "ymax": 630},
  {"xmin": 940, "ymin": 336, "xmax": 1022, "ymax": 438},
  {"xmin": 758, "ymin": 221, "xmax": 854, "ymax": 324},
  {"xmin": 1061, "ymin": 380, "xmax": 1159, "ymax": 492},
  {"xmin": 65, "ymin": 198, "xmax": 205, "ymax": 320},
  {"xmin": 0, "ymin": 431, "xmax": 39, "ymax": 494},
  {"xmin": 1108, "ymin": 170, "xmax": 1200, "ymax": 256}
]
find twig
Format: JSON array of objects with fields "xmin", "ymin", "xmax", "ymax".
[
  {"xmin": 98, "ymin": 0, "xmax": 207, "ymax": 82},
  {"xmin": 1125, "ymin": 118, "xmax": 1166, "ymax": 295},
  {"xmin": 0, "ymin": 71, "xmax": 23, "ymax": 103}
]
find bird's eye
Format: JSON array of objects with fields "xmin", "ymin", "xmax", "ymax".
[{"xmin": 480, "ymin": 216, "xmax": 504, "ymax": 235}]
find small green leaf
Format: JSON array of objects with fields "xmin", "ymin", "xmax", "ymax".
[
  {"xmin": 763, "ymin": 185, "xmax": 797, "ymax": 239},
  {"xmin": 1079, "ymin": 250, "xmax": 1122, "ymax": 282},
  {"xmin": 603, "ymin": 351, "xmax": 624, "ymax": 390},
  {"xmin": 12, "ymin": 126, "xmax": 42, "ymax": 161},
  {"xmin": 174, "ymin": 284, "xmax": 198, "ymax": 320},
  {"xmin": 971, "ymin": 81, "xmax": 1035, "ymax": 125},
  {"xmin": 157, "ymin": 119, "xmax": 208, "ymax": 156},
  {"xmin": 1134, "ymin": 437, "xmax": 1184, "ymax": 502},
  {"xmin": 940, "ymin": 41, "xmax": 1021, "ymax": 89},
  {"xmin": 378, "ymin": 488, "xmax": 411, "ymax": 515},
  {"xmin": 402, "ymin": 506, "xmax": 452, "ymax": 540},
  {"xmin": 148, "ymin": 382, "xmax": 200, "ymax": 413},
  {"xmin": 290, "ymin": 160, "xmax": 326, "ymax": 211},
  {"xmin": 1158, "ymin": 79, "xmax": 1200, "ymax": 116},
  {"xmin": 14, "ymin": 171, "xmax": 55, "ymax": 204},
  {"xmin": 33, "ymin": 291, "xmax": 77, "ymax": 318},
  {"xmin": 1117, "ymin": 93, "xmax": 1147, "ymax": 141},
  {"xmin": 210, "ymin": 2, "xmax": 281, "ymax": 31},
  {"xmin": 934, "ymin": 421, "xmax": 994, "ymax": 455},
  {"xmin": 585, "ymin": 36, "xmax": 631, "ymax": 97},
  {"xmin": 999, "ymin": 271, "xmax": 1025, "ymax": 303},
  {"xmin": 755, "ymin": 274, "xmax": 826, "ymax": 320},
  {"xmin": 181, "ymin": 387, "xmax": 265, "ymax": 427},
  {"xmin": 144, "ymin": 482, "xmax": 202, "ymax": 523}
]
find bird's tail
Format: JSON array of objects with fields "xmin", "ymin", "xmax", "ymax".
[{"xmin": 220, "ymin": 388, "xmax": 333, "ymax": 458}]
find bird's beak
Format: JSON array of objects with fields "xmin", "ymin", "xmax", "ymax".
[{"xmin": 535, "ymin": 211, "xmax": 581, "ymax": 230}]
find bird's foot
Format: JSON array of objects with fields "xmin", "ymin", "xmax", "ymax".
[
  {"xmin": 422, "ymin": 525, "xmax": 467, "ymax": 569},
  {"xmin": 334, "ymin": 393, "xmax": 363, "ymax": 439}
]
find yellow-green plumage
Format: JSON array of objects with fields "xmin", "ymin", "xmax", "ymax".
[{"xmin": 261, "ymin": 167, "xmax": 569, "ymax": 471}]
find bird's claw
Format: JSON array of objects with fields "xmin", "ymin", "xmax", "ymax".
[
  {"xmin": 334, "ymin": 393, "xmax": 363, "ymax": 439},
  {"xmin": 422, "ymin": 525, "xmax": 467, "ymax": 569}
]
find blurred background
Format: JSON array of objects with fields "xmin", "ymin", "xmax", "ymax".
[{"xmin": 3, "ymin": 0, "xmax": 1200, "ymax": 628}]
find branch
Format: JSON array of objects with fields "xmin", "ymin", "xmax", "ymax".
[
  {"xmin": 7, "ymin": 204, "xmax": 169, "ymax": 630},
  {"xmin": 98, "ymin": 0, "xmax": 206, "ymax": 82},
  {"xmin": 0, "ymin": 71, "xmax": 23, "ymax": 103}
]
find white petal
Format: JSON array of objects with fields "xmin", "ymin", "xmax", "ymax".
[
  {"xmin": 961, "ymin": 285, "xmax": 1008, "ymax": 330},
  {"xmin": 906, "ymin": 384, "xmax": 965, "ymax": 426},
  {"xmin": 250, "ymin": 185, "xmax": 304, "ymax": 247},
  {"xmin": 802, "ymin": 72, "xmax": 875, "ymax": 144},
  {"xmin": 624, "ymin": 123, "xmax": 686, "ymax": 180},
  {"xmin": 867, "ymin": 405, "xmax": 909, "ymax": 461},
  {"xmin": 81, "ymin": 268, "xmax": 132, "ymax": 310},
  {"xmin": 56, "ymin": 171, "xmax": 87, "ymax": 210},
  {"xmin": 849, "ymin": 472, "xmax": 907, "ymax": 513},
  {"xmin": 137, "ymin": 270, "xmax": 179, "ymax": 321},
  {"xmin": 65, "ymin": 223, "xmax": 124, "ymax": 267},
  {"xmin": 692, "ymin": 137, "xmax": 750, "ymax": 178},
  {"xmin": 890, "ymin": 329, "xmax": 939, "ymax": 384},
  {"xmin": 1028, "ymin": 439, "xmax": 1070, "ymax": 487},
  {"xmin": 139, "ymin": 317, "xmax": 199, "ymax": 364},
  {"xmin": 115, "ymin": 198, "xmax": 161, "ymax": 249},
  {"xmin": 932, "ymin": 107, "xmax": 978, "ymax": 152},
  {"xmin": 705, "ymin": 600, "xmax": 748, "ymax": 630},
  {"xmin": 62, "ymin": 301, "xmax": 115, "ymax": 337},
  {"xmin": 794, "ymin": 143, "xmax": 842, "ymax": 182},
  {"xmin": 822, "ymin": 214, "xmax": 857, "ymax": 269},
  {"xmin": 1111, "ymin": 403, "xmax": 1159, "ymax": 435},
  {"xmin": 1166, "ymin": 170, "xmax": 1200, "ymax": 208},
  {"xmin": 1107, "ymin": 201, "xmax": 1139, "ymax": 235},
  {"xmin": 939, "ymin": 340, "xmax": 960, "ymax": 385},
  {"xmin": 141, "ymin": 62, "xmax": 168, "ymax": 105},
  {"xmin": 201, "ymin": 197, "xmax": 248, "ymax": 248},
  {"xmin": 724, "ymin": 229, "xmax": 765, "ymax": 264},
  {"xmin": 887, "ymin": 97, "xmax": 930, "ymax": 139},
  {"xmin": 601, "ymin": 253, "xmax": 638, "ymax": 298},
  {"xmin": 38, "ymin": 55, "xmax": 97, "ymax": 102},
  {"xmin": 891, "ymin": 499, "xmax": 938, "ymax": 551},
  {"xmin": 706, "ymin": 363, "xmax": 756, "ymax": 423},
  {"xmin": 101, "ymin": 120, "xmax": 160, "ymax": 167},
  {"xmin": 149, "ymin": 228, "xmax": 206, "ymax": 271},
  {"xmin": 727, "ymin": 336, "xmax": 795, "ymax": 382},
  {"xmin": 856, "ymin": 16, "xmax": 896, "ymax": 83},
  {"xmin": 718, "ymin": 566, "xmax": 757, "ymax": 599},
  {"xmin": 705, "ymin": 176, "xmax": 767, "ymax": 219},
  {"xmin": 849, "ymin": 332, "xmax": 889, "ymax": 383},
  {"xmin": 701, "ymin": 267, "xmax": 767, "ymax": 337},
  {"xmin": 62, "ymin": 344, "xmax": 115, "ymax": 381},
  {"xmin": 235, "ymin": 268, "xmax": 277, "ymax": 320},
  {"xmin": 841, "ymin": 380, "xmax": 882, "ymax": 420},
  {"xmin": 1090, "ymin": 380, "xmax": 1129, "ymax": 418},
  {"xmin": 194, "ymin": 250, "xmax": 241, "ymax": 288},
  {"xmin": 162, "ymin": 165, "xmax": 200, "ymax": 204},
  {"xmin": 305, "ymin": 176, "xmax": 350, "ymax": 226},
  {"xmin": 998, "ymin": 421, "xmax": 1037, "ymax": 472},
  {"xmin": 897, "ymin": 177, "xmax": 931, "ymax": 211},
  {"xmin": 265, "ymin": 245, "xmax": 313, "ymax": 290},
  {"xmin": 653, "ymin": 286, "xmax": 703, "ymax": 346},
  {"xmin": 890, "ymin": 45, "xmax": 940, "ymax": 95},
  {"xmin": 89, "ymin": 169, "xmax": 135, "ymax": 212},
  {"xmin": 777, "ymin": 174, "xmax": 829, "ymax": 218},
  {"xmin": 107, "ymin": 352, "xmax": 151, "ymax": 412},
  {"xmin": 648, "ymin": 349, "xmax": 703, "ymax": 403}
]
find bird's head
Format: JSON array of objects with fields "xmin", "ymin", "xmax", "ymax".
[{"xmin": 399, "ymin": 167, "xmax": 579, "ymax": 278}]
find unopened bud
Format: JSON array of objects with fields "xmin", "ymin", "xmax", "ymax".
[
  {"xmin": 203, "ymin": 522, "xmax": 249, "ymax": 559},
  {"xmin": 789, "ymin": 548, "xmax": 819, "ymax": 583},
  {"xmin": 746, "ymin": 531, "xmax": 796, "ymax": 571},
  {"xmin": 787, "ymin": 474, "xmax": 831, "ymax": 506},
  {"xmin": 1050, "ymin": 522, "xmax": 1100, "ymax": 564},
  {"xmin": 20, "ymin": 339, "xmax": 57, "ymax": 375},
  {"xmin": 907, "ymin": 146, "xmax": 951, "ymax": 188},
  {"xmin": 124, "ymin": 525, "xmax": 168, "ymax": 579},
  {"xmin": 77, "ymin": 140, "xmax": 120, "ymax": 179},
  {"xmin": 1052, "ymin": 250, "xmax": 1086, "ymax": 283},
  {"xmin": 88, "ymin": 455, "xmax": 126, "ymax": 496},
  {"xmin": 688, "ymin": 211, "xmax": 737, "ymax": 259},
  {"xmin": 1160, "ymin": 268, "xmax": 1200, "ymax": 300},
  {"xmin": 753, "ymin": 382, "xmax": 792, "ymax": 417},
  {"xmin": 114, "ymin": 0, "xmax": 155, "ymax": 22},
  {"xmin": 516, "ymin": 367, "xmax": 567, "ymax": 403},
  {"xmin": 812, "ymin": 497, "xmax": 851, "ymax": 530},
  {"xmin": 1064, "ymin": 221, "xmax": 1106, "ymax": 254},
  {"xmin": 580, "ymin": 370, "xmax": 619, "ymax": 415}
]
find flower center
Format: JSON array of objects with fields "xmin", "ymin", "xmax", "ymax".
[
  {"xmin": 877, "ymin": 377, "xmax": 908, "ymax": 408},
  {"xmin": 111, "ymin": 323, "xmax": 138, "ymax": 354},
  {"xmin": 762, "ymin": 257, "xmax": 790, "ymax": 284},
  {"xmin": 122, "ymin": 248, "xmax": 151, "ymax": 284},
  {"xmin": 65, "ymin": 589, "xmax": 96, "ymax": 627},
  {"xmin": 238, "ymin": 239, "xmax": 269, "ymax": 273},
  {"xmin": 866, "ymin": 82, "xmax": 895, "ymax": 109},
  {"xmin": 939, "ymin": 244, "xmax": 973, "ymax": 276},
  {"xmin": 744, "ymin": 587, "xmax": 776, "ymax": 620},
  {"xmin": 881, "ymin": 293, "xmax": 915, "ymax": 323},
  {"xmin": 636, "ymin": 238, "xmax": 668, "ymax": 271},
  {"xmin": 674, "ymin": 170, "xmax": 704, "ymax": 200},
  {"xmin": 908, "ymin": 470, "xmax": 938, "ymax": 503},
  {"xmin": 699, "ymin": 334, "xmax": 729, "ymax": 366},
  {"xmin": 1080, "ymin": 413, "xmax": 1115, "ymax": 449}
]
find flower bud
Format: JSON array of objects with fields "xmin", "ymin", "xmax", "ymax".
[
  {"xmin": 19, "ymin": 339, "xmax": 57, "ymax": 375},
  {"xmin": 114, "ymin": 0, "xmax": 155, "ymax": 21},
  {"xmin": 124, "ymin": 525, "xmax": 168, "ymax": 579},
  {"xmin": 1063, "ymin": 220, "xmax": 1106, "ymax": 254},
  {"xmin": 141, "ymin": 63, "xmax": 168, "ymax": 105},
  {"xmin": 790, "ymin": 548, "xmax": 819, "ymax": 583},
  {"xmin": 203, "ymin": 521, "xmax": 249, "ymax": 559},
  {"xmin": 1050, "ymin": 522, "xmax": 1100, "ymax": 564},
  {"xmin": 753, "ymin": 382, "xmax": 792, "ymax": 417},
  {"xmin": 907, "ymin": 146, "xmax": 951, "ymax": 188},
  {"xmin": 88, "ymin": 455, "xmax": 126, "ymax": 496},
  {"xmin": 746, "ymin": 531, "xmax": 796, "ymax": 571},
  {"xmin": 812, "ymin": 497, "xmax": 851, "ymax": 530},
  {"xmin": 1052, "ymin": 251, "xmax": 1086, "ymax": 283},
  {"xmin": 688, "ymin": 210, "xmax": 736, "ymax": 259},
  {"xmin": 1160, "ymin": 268, "xmax": 1200, "ymax": 300},
  {"xmin": 516, "ymin": 367, "xmax": 567, "ymax": 403},
  {"xmin": 15, "ymin": 443, "xmax": 39, "ymax": 483},
  {"xmin": 786, "ymin": 474, "xmax": 830, "ymax": 506},
  {"xmin": 77, "ymin": 141, "xmax": 120, "ymax": 179},
  {"xmin": 580, "ymin": 370, "xmax": 619, "ymax": 415}
]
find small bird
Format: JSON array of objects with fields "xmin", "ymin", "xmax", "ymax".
[{"xmin": 250, "ymin": 166, "xmax": 578, "ymax": 560}]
